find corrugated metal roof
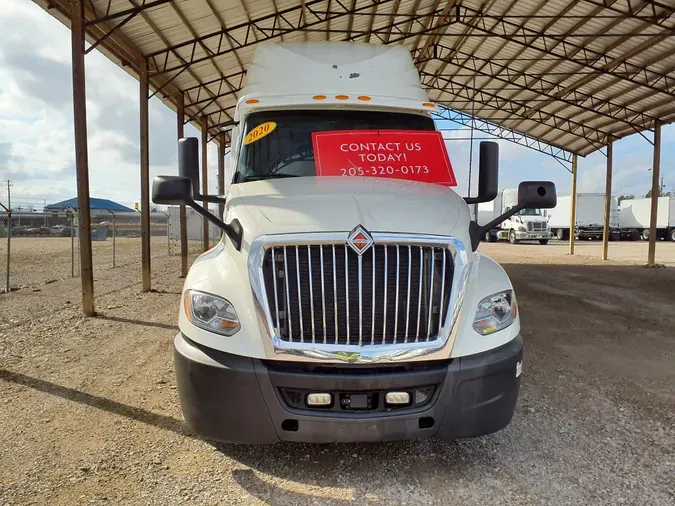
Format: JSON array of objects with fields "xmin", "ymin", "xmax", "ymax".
[
  {"xmin": 33, "ymin": 0, "xmax": 675, "ymax": 158},
  {"xmin": 45, "ymin": 197, "xmax": 135, "ymax": 212}
]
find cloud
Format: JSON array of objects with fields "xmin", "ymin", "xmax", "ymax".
[{"xmin": 0, "ymin": 0, "xmax": 216, "ymax": 211}]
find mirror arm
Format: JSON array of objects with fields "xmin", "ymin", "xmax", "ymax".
[
  {"xmin": 469, "ymin": 203, "xmax": 525, "ymax": 251},
  {"xmin": 187, "ymin": 201, "xmax": 242, "ymax": 251},
  {"xmin": 198, "ymin": 194, "xmax": 226, "ymax": 204},
  {"xmin": 464, "ymin": 195, "xmax": 495, "ymax": 205}
]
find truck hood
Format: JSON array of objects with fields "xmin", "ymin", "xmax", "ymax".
[{"xmin": 227, "ymin": 177, "xmax": 464, "ymax": 237}]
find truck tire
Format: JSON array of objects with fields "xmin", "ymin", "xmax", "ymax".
[
  {"xmin": 539, "ymin": 239, "xmax": 549, "ymax": 245},
  {"xmin": 484, "ymin": 230, "xmax": 494, "ymax": 242},
  {"xmin": 669, "ymin": 229, "xmax": 675, "ymax": 242},
  {"xmin": 556, "ymin": 229, "xmax": 564, "ymax": 240},
  {"xmin": 509, "ymin": 230, "xmax": 518, "ymax": 245},
  {"xmin": 642, "ymin": 229, "xmax": 649, "ymax": 241}
]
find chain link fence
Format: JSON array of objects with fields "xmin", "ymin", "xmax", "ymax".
[
  {"xmin": 168, "ymin": 205, "xmax": 222, "ymax": 254},
  {"xmin": 0, "ymin": 209, "xmax": 184, "ymax": 293}
]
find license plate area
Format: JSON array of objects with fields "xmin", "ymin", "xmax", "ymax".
[
  {"xmin": 340, "ymin": 392, "xmax": 376, "ymax": 410},
  {"xmin": 279, "ymin": 386, "xmax": 436, "ymax": 413}
]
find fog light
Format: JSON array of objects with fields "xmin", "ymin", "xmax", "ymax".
[
  {"xmin": 385, "ymin": 391, "xmax": 410, "ymax": 405},
  {"xmin": 306, "ymin": 393, "xmax": 332, "ymax": 407}
]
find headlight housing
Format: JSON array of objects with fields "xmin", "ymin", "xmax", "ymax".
[
  {"xmin": 517, "ymin": 225, "xmax": 527, "ymax": 231},
  {"xmin": 183, "ymin": 290, "xmax": 240, "ymax": 336},
  {"xmin": 473, "ymin": 290, "xmax": 517, "ymax": 335}
]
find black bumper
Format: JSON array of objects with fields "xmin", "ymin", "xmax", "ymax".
[{"xmin": 174, "ymin": 334, "xmax": 523, "ymax": 444}]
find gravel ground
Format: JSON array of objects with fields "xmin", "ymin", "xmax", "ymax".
[
  {"xmin": 0, "ymin": 237, "xmax": 203, "ymax": 291},
  {"xmin": 505, "ymin": 239, "xmax": 675, "ymax": 266},
  {"xmin": 0, "ymin": 243, "xmax": 673, "ymax": 505}
]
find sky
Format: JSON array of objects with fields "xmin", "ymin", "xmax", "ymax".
[{"xmin": 0, "ymin": 0, "xmax": 673, "ymax": 211}]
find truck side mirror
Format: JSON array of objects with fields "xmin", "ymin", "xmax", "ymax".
[
  {"xmin": 465, "ymin": 141, "xmax": 498, "ymax": 204},
  {"xmin": 518, "ymin": 181, "xmax": 557, "ymax": 209},
  {"xmin": 178, "ymin": 137, "xmax": 200, "ymax": 198},
  {"xmin": 152, "ymin": 176, "xmax": 193, "ymax": 205}
]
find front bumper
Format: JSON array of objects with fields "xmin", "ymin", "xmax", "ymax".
[
  {"xmin": 174, "ymin": 333, "xmax": 523, "ymax": 444},
  {"xmin": 515, "ymin": 230, "xmax": 551, "ymax": 240}
]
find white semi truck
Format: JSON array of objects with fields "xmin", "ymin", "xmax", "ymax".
[
  {"xmin": 619, "ymin": 196, "xmax": 675, "ymax": 241},
  {"xmin": 547, "ymin": 193, "xmax": 619, "ymax": 241},
  {"xmin": 477, "ymin": 189, "xmax": 551, "ymax": 244},
  {"xmin": 152, "ymin": 42, "xmax": 556, "ymax": 444}
]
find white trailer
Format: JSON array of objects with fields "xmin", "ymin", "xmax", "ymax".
[
  {"xmin": 478, "ymin": 189, "xmax": 551, "ymax": 244},
  {"xmin": 619, "ymin": 197, "xmax": 675, "ymax": 241},
  {"xmin": 547, "ymin": 193, "xmax": 619, "ymax": 241}
]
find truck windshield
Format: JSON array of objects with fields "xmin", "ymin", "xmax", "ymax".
[
  {"xmin": 515, "ymin": 208, "xmax": 542, "ymax": 216},
  {"xmin": 235, "ymin": 110, "xmax": 435, "ymax": 183}
]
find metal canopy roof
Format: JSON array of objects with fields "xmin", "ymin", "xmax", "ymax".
[{"xmin": 37, "ymin": 0, "xmax": 675, "ymax": 158}]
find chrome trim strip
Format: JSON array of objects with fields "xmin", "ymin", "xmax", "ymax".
[
  {"xmin": 358, "ymin": 254, "xmax": 363, "ymax": 347},
  {"xmin": 427, "ymin": 247, "xmax": 435, "ymax": 340},
  {"xmin": 344, "ymin": 245, "xmax": 350, "ymax": 344},
  {"xmin": 404, "ymin": 245, "xmax": 411, "ymax": 343},
  {"xmin": 283, "ymin": 246, "xmax": 292, "ymax": 342},
  {"xmin": 383, "ymin": 246, "xmax": 388, "ymax": 344},
  {"xmin": 295, "ymin": 245, "xmax": 303, "ymax": 342},
  {"xmin": 371, "ymin": 247, "xmax": 375, "ymax": 346},
  {"xmin": 439, "ymin": 248, "xmax": 447, "ymax": 329},
  {"xmin": 416, "ymin": 246, "xmax": 423, "ymax": 342},
  {"xmin": 332, "ymin": 245, "xmax": 338, "ymax": 345},
  {"xmin": 307, "ymin": 245, "xmax": 315, "ymax": 343},
  {"xmin": 394, "ymin": 245, "xmax": 400, "ymax": 344},
  {"xmin": 271, "ymin": 247, "xmax": 280, "ymax": 336},
  {"xmin": 248, "ymin": 232, "xmax": 472, "ymax": 364},
  {"xmin": 320, "ymin": 246, "xmax": 326, "ymax": 344}
]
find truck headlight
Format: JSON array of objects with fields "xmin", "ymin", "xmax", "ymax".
[
  {"xmin": 517, "ymin": 225, "xmax": 527, "ymax": 231},
  {"xmin": 472, "ymin": 290, "xmax": 517, "ymax": 336},
  {"xmin": 183, "ymin": 290, "xmax": 240, "ymax": 336}
]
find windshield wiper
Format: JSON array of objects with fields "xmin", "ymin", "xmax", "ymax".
[{"xmin": 239, "ymin": 173, "xmax": 299, "ymax": 182}]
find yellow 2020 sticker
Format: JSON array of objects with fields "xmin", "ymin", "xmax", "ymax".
[{"xmin": 244, "ymin": 121, "xmax": 276, "ymax": 145}]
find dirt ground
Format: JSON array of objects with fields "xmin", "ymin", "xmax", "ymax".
[
  {"xmin": 0, "ymin": 236, "xmax": 202, "ymax": 291},
  {"xmin": 505, "ymin": 238, "xmax": 675, "ymax": 267},
  {"xmin": 0, "ymin": 242, "xmax": 673, "ymax": 505}
]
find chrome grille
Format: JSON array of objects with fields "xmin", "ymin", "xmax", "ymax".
[
  {"xmin": 527, "ymin": 221, "xmax": 547, "ymax": 231},
  {"xmin": 262, "ymin": 244, "xmax": 453, "ymax": 346}
]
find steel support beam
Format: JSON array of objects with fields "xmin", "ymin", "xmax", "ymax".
[
  {"xmin": 139, "ymin": 58, "xmax": 151, "ymax": 291},
  {"xmin": 423, "ymin": 73, "xmax": 607, "ymax": 150},
  {"xmin": 602, "ymin": 139, "xmax": 613, "ymax": 261},
  {"xmin": 454, "ymin": 4, "xmax": 675, "ymax": 99},
  {"xmin": 70, "ymin": 0, "xmax": 95, "ymax": 316},
  {"xmin": 177, "ymin": 93, "xmax": 188, "ymax": 277},
  {"xmin": 218, "ymin": 132, "xmax": 226, "ymax": 220},
  {"xmin": 84, "ymin": 0, "xmax": 173, "ymax": 26},
  {"xmin": 647, "ymin": 122, "xmax": 662, "ymax": 266},
  {"xmin": 569, "ymin": 154, "xmax": 578, "ymax": 255},
  {"xmin": 434, "ymin": 106, "xmax": 574, "ymax": 167},
  {"xmin": 148, "ymin": 1, "xmax": 426, "ymax": 76},
  {"xmin": 201, "ymin": 116, "xmax": 209, "ymax": 252},
  {"xmin": 420, "ymin": 45, "xmax": 658, "ymax": 129},
  {"xmin": 582, "ymin": 0, "xmax": 675, "ymax": 26}
]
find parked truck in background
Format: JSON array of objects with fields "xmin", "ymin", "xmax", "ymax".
[
  {"xmin": 619, "ymin": 196, "xmax": 675, "ymax": 241},
  {"xmin": 547, "ymin": 193, "xmax": 619, "ymax": 241},
  {"xmin": 477, "ymin": 189, "xmax": 551, "ymax": 244},
  {"xmin": 152, "ymin": 42, "xmax": 556, "ymax": 444}
]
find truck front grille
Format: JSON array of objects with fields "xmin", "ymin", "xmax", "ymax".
[
  {"xmin": 527, "ymin": 221, "xmax": 547, "ymax": 231},
  {"xmin": 261, "ymin": 244, "xmax": 453, "ymax": 346}
]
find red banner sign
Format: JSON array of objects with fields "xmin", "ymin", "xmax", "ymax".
[{"xmin": 312, "ymin": 130, "xmax": 456, "ymax": 186}]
